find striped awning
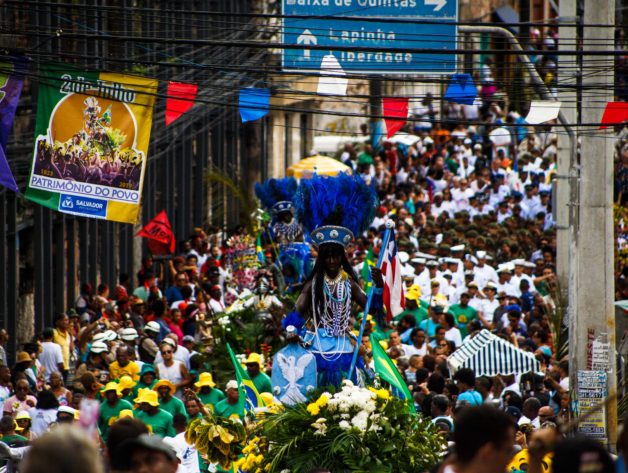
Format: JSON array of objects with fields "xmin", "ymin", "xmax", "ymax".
[
  {"xmin": 286, "ymin": 155, "xmax": 351, "ymax": 179},
  {"xmin": 447, "ymin": 329, "xmax": 541, "ymax": 377}
]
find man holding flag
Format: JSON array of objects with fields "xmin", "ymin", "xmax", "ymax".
[{"xmin": 225, "ymin": 344, "xmax": 265, "ymax": 415}]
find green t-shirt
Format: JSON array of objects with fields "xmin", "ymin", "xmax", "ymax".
[
  {"xmin": 159, "ymin": 396, "xmax": 187, "ymax": 419},
  {"xmin": 448, "ymin": 304, "xmax": 478, "ymax": 337},
  {"xmin": 0, "ymin": 434, "xmax": 28, "ymax": 467},
  {"xmin": 394, "ymin": 306, "xmax": 428, "ymax": 325},
  {"xmin": 198, "ymin": 389, "xmax": 226, "ymax": 411},
  {"xmin": 251, "ymin": 372, "xmax": 272, "ymax": 394},
  {"xmin": 213, "ymin": 399, "xmax": 243, "ymax": 420},
  {"xmin": 134, "ymin": 408, "xmax": 176, "ymax": 438},
  {"xmin": 98, "ymin": 399, "xmax": 134, "ymax": 440},
  {"xmin": 357, "ymin": 152, "xmax": 373, "ymax": 165},
  {"xmin": 371, "ymin": 325, "xmax": 393, "ymax": 343},
  {"xmin": 132, "ymin": 380, "xmax": 157, "ymax": 398}
]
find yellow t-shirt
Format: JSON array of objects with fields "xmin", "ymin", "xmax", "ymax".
[
  {"xmin": 109, "ymin": 361, "xmax": 140, "ymax": 381},
  {"xmin": 53, "ymin": 329, "xmax": 73, "ymax": 370}
]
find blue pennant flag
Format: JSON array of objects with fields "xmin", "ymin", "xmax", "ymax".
[
  {"xmin": 239, "ymin": 87, "xmax": 270, "ymax": 123},
  {"xmin": 444, "ymin": 74, "xmax": 478, "ymax": 105}
]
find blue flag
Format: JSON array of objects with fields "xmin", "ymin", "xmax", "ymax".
[
  {"xmin": 239, "ymin": 87, "xmax": 270, "ymax": 123},
  {"xmin": 444, "ymin": 74, "xmax": 478, "ymax": 105}
]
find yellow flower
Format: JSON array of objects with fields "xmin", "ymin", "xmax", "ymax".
[
  {"xmin": 264, "ymin": 463, "xmax": 271, "ymax": 471},
  {"xmin": 316, "ymin": 394, "xmax": 328, "ymax": 407},
  {"xmin": 306, "ymin": 402, "xmax": 320, "ymax": 416},
  {"xmin": 376, "ymin": 389, "xmax": 391, "ymax": 400},
  {"xmin": 256, "ymin": 454, "xmax": 264, "ymax": 464}
]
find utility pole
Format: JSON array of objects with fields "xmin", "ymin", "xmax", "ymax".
[
  {"xmin": 571, "ymin": 0, "xmax": 617, "ymax": 450},
  {"xmin": 556, "ymin": 0, "xmax": 576, "ymax": 293}
]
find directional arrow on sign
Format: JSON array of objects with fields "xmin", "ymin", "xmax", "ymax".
[
  {"xmin": 425, "ymin": 0, "xmax": 447, "ymax": 12},
  {"xmin": 297, "ymin": 29, "xmax": 317, "ymax": 59}
]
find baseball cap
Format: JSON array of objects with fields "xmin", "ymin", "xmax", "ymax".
[
  {"xmin": 119, "ymin": 328, "xmax": 139, "ymax": 341},
  {"xmin": 182, "ymin": 335, "xmax": 195, "ymax": 344},
  {"xmin": 226, "ymin": 380, "xmax": 238, "ymax": 390},
  {"xmin": 145, "ymin": 321, "xmax": 160, "ymax": 333},
  {"xmin": 90, "ymin": 341, "xmax": 109, "ymax": 354}
]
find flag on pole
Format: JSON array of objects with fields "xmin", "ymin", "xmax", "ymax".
[
  {"xmin": 370, "ymin": 334, "xmax": 416, "ymax": 413},
  {"xmin": 137, "ymin": 210, "xmax": 175, "ymax": 255},
  {"xmin": 379, "ymin": 229, "xmax": 405, "ymax": 321},
  {"xmin": 360, "ymin": 245, "xmax": 376, "ymax": 291},
  {"xmin": 226, "ymin": 343, "xmax": 265, "ymax": 411},
  {"xmin": 256, "ymin": 232, "xmax": 265, "ymax": 263}
]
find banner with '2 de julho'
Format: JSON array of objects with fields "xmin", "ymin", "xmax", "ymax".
[{"xmin": 26, "ymin": 64, "xmax": 157, "ymax": 223}]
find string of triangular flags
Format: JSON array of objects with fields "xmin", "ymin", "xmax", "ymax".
[{"xmin": 2, "ymin": 55, "xmax": 628, "ymax": 201}]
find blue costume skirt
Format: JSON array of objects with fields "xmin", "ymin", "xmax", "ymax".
[{"xmin": 303, "ymin": 329, "xmax": 365, "ymax": 388}]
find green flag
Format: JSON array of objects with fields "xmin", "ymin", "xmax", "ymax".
[
  {"xmin": 369, "ymin": 334, "xmax": 416, "ymax": 413},
  {"xmin": 226, "ymin": 344, "xmax": 265, "ymax": 413},
  {"xmin": 360, "ymin": 245, "xmax": 375, "ymax": 290}
]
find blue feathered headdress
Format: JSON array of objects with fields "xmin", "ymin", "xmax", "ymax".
[
  {"xmin": 254, "ymin": 177, "xmax": 298, "ymax": 214},
  {"xmin": 295, "ymin": 172, "xmax": 378, "ymax": 248}
]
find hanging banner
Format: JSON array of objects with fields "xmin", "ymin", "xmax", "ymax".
[
  {"xmin": 0, "ymin": 56, "xmax": 29, "ymax": 193},
  {"xmin": 26, "ymin": 64, "xmax": 157, "ymax": 223}
]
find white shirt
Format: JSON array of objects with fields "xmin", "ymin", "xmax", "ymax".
[
  {"xmin": 39, "ymin": 341, "xmax": 64, "ymax": 382},
  {"xmin": 489, "ymin": 127, "xmax": 512, "ymax": 156},
  {"xmin": 164, "ymin": 431, "xmax": 201, "ymax": 473},
  {"xmin": 404, "ymin": 344, "xmax": 428, "ymax": 357},
  {"xmin": 481, "ymin": 298, "xmax": 500, "ymax": 323},
  {"xmin": 0, "ymin": 385, "xmax": 10, "ymax": 415},
  {"xmin": 153, "ymin": 345, "xmax": 191, "ymax": 371},
  {"xmin": 29, "ymin": 407, "xmax": 58, "ymax": 438},
  {"xmin": 444, "ymin": 327, "xmax": 463, "ymax": 348},
  {"xmin": 473, "ymin": 264, "xmax": 498, "ymax": 289}
]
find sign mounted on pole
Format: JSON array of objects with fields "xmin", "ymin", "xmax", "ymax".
[{"xmin": 282, "ymin": 0, "xmax": 458, "ymax": 74}]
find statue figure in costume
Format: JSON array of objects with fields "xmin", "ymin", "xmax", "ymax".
[
  {"xmin": 255, "ymin": 177, "xmax": 311, "ymax": 288},
  {"xmin": 294, "ymin": 172, "xmax": 383, "ymax": 387},
  {"xmin": 242, "ymin": 270, "xmax": 283, "ymax": 321},
  {"xmin": 254, "ymin": 177, "xmax": 303, "ymax": 244}
]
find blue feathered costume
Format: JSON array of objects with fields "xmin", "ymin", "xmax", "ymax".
[
  {"xmin": 294, "ymin": 172, "xmax": 382, "ymax": 387},
  {"xmin": 254, "ymin": 177, "xmax": 311, "ymax": 287},
  {"xmin": 254, "ymin": 177, "xmax": 302, "ymax": 243}
]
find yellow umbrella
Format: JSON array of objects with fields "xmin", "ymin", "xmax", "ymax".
[{"xmin": 286, "ymin": 155, "xmax": 351, "ymax": 179}]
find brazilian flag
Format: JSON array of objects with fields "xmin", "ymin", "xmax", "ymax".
[
  {"xmin": 360, "ymin": 245, "xmax": 376, "ymax": 291},
  {"xmin": 370, "ymin": 334, "xmax": 416, "ymax": 413},
  {"xmin": 256, "ymin": 232, "xmax": 265, "ymax": 263},
  {"xmin": 226, "ymin": 343, "xmax": 265, "ymax": 412}
]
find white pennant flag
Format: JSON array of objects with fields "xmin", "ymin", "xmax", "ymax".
[
  {"xmin": 317, "ymin": 54, "xmax": 348, "ymax": 96},
  {"xmin": 525, "ymin": 100, "xmax": 561, "ymax": 124}
]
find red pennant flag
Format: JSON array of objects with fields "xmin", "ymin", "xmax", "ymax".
[
  {"xmin": 382, "ymin": 97, "xmax": 409, "ymax": 138},
  {"xmin": 137, "ymin": 210, "xmax": 175, "ymax": 254},
  {"xmin": 166, "ymin": 82, "xmax": 197, "ymax": 126},
  {"xmin": 599, "ymin": 102, "xmax": 628, "ymax": 129}
]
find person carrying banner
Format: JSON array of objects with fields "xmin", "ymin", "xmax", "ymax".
[{"xmin": 294, "ymin": 172, "xmax": 383, "ymax": 387}]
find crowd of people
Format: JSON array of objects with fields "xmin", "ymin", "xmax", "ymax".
[{"xmin": 2, "ymin": 70, "xmax": 627, "ymax": 472}]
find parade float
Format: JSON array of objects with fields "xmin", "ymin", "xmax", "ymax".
[
  {"xmin": 187, "ymin": 381, "xmax": 445, "ymax": 473},
  {"xmin": 188, "ymin": 172, "xmax": 447, "ymax": 472}
]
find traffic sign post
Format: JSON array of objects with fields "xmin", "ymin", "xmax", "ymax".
[{"xmin": 282, "ymin": 1, "xmax": 458, "ymax": 74}]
